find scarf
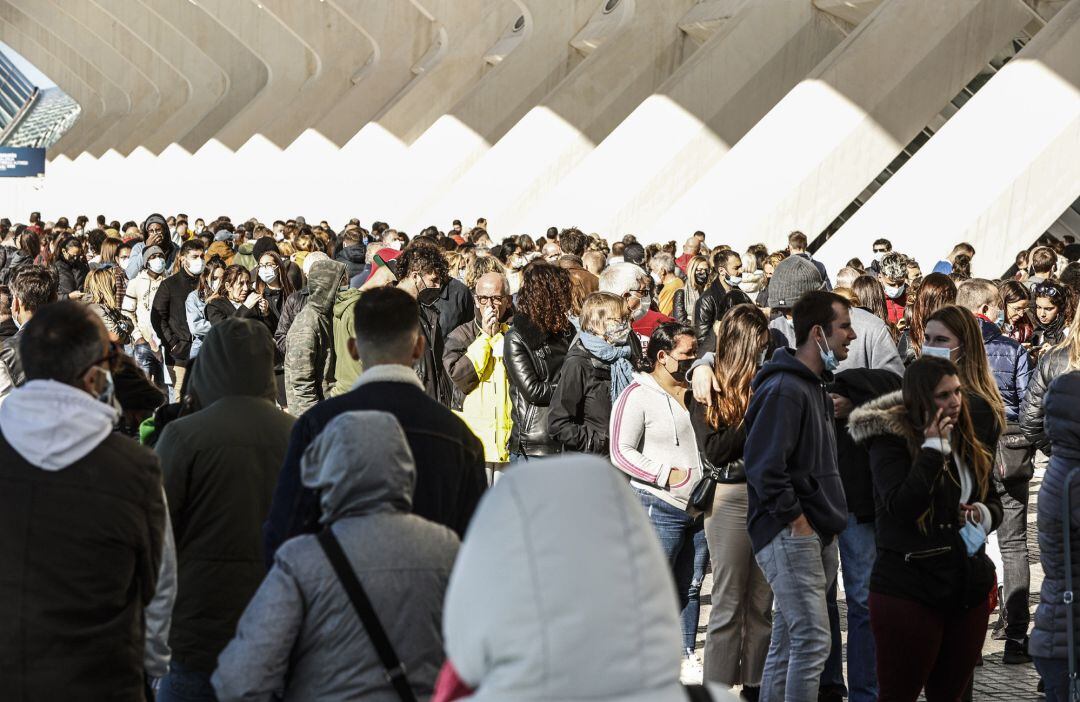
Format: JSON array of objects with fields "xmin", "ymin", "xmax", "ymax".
[{"xmin": 577, "ymin": 330, "xmax": 634, "ymax": 403}]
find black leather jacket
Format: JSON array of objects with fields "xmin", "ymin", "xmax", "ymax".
[
  {"xmin": 1021, "ymin": 346, "xmax": 1070, "ymax": 455},
  {"xmin": 693, "ymin": 281, "xmax": 730, "ymax": 346},
  {"xmin": 503, "ymin": 313, "xmax": 572, "ymax": 456}
]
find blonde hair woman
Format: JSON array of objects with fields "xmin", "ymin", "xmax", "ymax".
[
  {"xmin": 673, "ymin": 255, "xmax": 710, "ymax": 327},
  {"xmin": 83, "ymin": 268, "xmax": 132, "ymax": 344}
]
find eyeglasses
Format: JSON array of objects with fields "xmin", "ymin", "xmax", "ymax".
[
  {"xmin": 626, "ymin": 288, "xmax": 649, "ymax": 298},
  {"xmin": 79, "ymin": 349, "xmax": 121, "ymax": 377},
  {"xmin": 476, "ymin": 295, "xmax": 507, "ymax": 306}
]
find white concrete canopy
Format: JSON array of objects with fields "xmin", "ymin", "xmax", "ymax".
[
  {"xmin": 817, "ymin": 0, "xmax": 1080, "ymax": 278},
  {"xmin": 512, "ymin": 0, "xmax": 849, "ymax": 239},
  {"xmin": 652, "ymin": 0, "xmax": 1035, "ymax": 252},
  {"xmin": 411, "ymin": 0, "xmax": 702, "ymax": 232}
]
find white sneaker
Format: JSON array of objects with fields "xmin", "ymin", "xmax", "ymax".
[{"xmin": 680, "ymin": 651, "xmax": 704, "ymax": 685}]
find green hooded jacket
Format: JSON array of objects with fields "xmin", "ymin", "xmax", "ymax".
[
  {"xmin": 284, "ymin": 259, "xmax": 345, "ymax": 415},
  {"xmin": 233, "ymin": 242, "xmax": 258, "ymax": 271},
  {"xmin": 331, "ymin": 288, "xmax": 363, "ymax": 397}
]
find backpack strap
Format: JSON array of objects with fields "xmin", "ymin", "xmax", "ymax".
[
  {"xmin": 684, "ymin": 683, "xmax": 714, "ymax": 702},
  {"xmin": 317, "ymin": 528, "xmax": 417, "ymax": 702}
]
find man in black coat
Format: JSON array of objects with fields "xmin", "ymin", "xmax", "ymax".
[
  {"xmin": 0, "ymin": 301, "xmax": 165, "ymax": 700},
  {"xmin": 151, "ymin": 239, "xmax": 204, "ymax": 399},
  {"xmin": 263, "ymin": 287, "xmax": 486, "ymax": 565}
]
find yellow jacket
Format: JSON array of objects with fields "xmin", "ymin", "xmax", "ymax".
[{"xmin": 454, "ymin": 326, "xmax": 514, "ymax": 463}]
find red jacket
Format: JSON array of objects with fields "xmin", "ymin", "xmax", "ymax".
[{"xmin": 885, "ymin": 296, "xmax": 906, "ymax": 325}]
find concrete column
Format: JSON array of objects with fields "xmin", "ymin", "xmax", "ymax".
[
  {"xmin": 311, "ymin": 0, "xmax": 437, "ymax": 145},
  {"xmin": 818, "ymin": 0, "xmax": 1080, "ymax": 278},
  {"xmin": 0, "ymin": 17, "xmax": 102, "ymax": 159},
  {"xmin": 139, "ymin": 0, "xmax": 267, "ymax": 152},
  {"xmin": 254, "ymin": 0, "xmax": 372, "ymax": 147},
  {"xmin": 412, "ymin": 0, "xmax": 704, "ymax": 232},
  {"xmin": 93, "ymin": 0, "xmax": 225, "ymax": 155},
  {"xmin": 196, "ymin": 0, "xmax": 318, "ymax": 150},
  {"xmin": 380, "ymin": 0, "xmax": 600, "ymax": 225},
  {"xmin": 511, "ymin": 0, "xmax": 849, "ymax": 238},
  {"xmin": 652, "ymin": 0, "xmax": 1035, "ymax": 252},
  {"xmin": 0, "ymin": 1, "xmax": 126, "ymax": 158},
  {"xmin": 53, "ymin": 0, "xmax": 189, "ymax": 154}
]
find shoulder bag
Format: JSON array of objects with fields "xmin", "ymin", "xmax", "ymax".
[{"xmin": 318, "ymin": 529, "xmax": 418, "ymax": 702}]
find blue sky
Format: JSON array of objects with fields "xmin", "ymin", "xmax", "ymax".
[{"xmin": 0, "ymin": 41, "xmax": 57, "ymax": 87}]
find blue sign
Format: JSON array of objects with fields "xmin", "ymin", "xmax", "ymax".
[{"xmin": 0, "ymin": 147, "xmax": 44, "ymax": 177}]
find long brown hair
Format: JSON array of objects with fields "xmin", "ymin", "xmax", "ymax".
[
  {"xmin": 909, "ymin": 273, "xmax": 956, "ymax": 355},
  {"xmin": 852, "ymin": 275, "xmax": 897, "ymax": 341},
  {"xmin": 925, "ymin": 305, "xmax": 1005, "ymax": 432},
  {"xmin": 706, "ymin": 304, "xmax": 769, "ymax": 428},
  {"xmin": 517, "ymin": 261, "xmax": 572, "ymax": 336},
  {"xmin": 903, "ymin": 357, "xmax": 993, "ymax": 531}
]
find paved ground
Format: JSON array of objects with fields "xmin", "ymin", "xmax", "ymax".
[{"xmin": 696, "ymin": 466, "xmax": 1048, "ymax": 700}]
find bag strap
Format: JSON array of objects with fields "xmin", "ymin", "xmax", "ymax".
[
  {"xmin": 683, "ymin": 684, "xmax": 713, "ymax": 702},
  {"xmin": 317, "ymin": 529, "xmax": 417, "ymax": 702}
]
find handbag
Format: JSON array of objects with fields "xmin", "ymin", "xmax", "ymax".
[
  {"xmin": 995, "ymin": 421, "xmax": 1035, "ymax": 483},
  {"xmin": 318, "ymin": 529, "xmax": 418, "ymax": 702},
  {"xmin": 1062, "ymin": 468, "xmax": 1080, "ymax": 702},
  {"xmin": 688, "ymin": 456, "xmax": 745, "ymax": 512}
]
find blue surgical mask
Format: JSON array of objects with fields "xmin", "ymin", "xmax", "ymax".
[
  {"xmin": 960, "ymin": 520, "xmax": 985, "ymax": 556},
  {"xmin": 727, "ymin": 275, "xmax": 743, "ymax": 286},
  {"xmin": 816, "ymin": 335, "xmax": 839, "ymax": 373},
  {"xmin": 995, "ymin": 311, "xmax": 1006, "ymax": 327},
  {"xmin": 883, "ymin": 283, "xmax": 905, "ymax": 299},
  {"xmin": 922, "ymin": 345, "xmax": 954, "ymax": 360}
]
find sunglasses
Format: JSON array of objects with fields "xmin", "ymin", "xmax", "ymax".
[{"xmin": 1034, "ymin": 283, "xmax": 1065, "ymax": 299}]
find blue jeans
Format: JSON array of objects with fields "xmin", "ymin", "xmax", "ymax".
[
  {"xmin": 133, "ymin": 342, "xmax": 163, "ymax": 387},
  {"xmin": 756, "ymin": 527, "xmax": 839, "ymax": 702},
  {"xmin": 157, "ymin": 660, "xmax": 217, "ymax": 702},
  {"xmin": 637, "ymin": 489, "xmax": 708, "ymax": 652},
  {"xmin": 822, "ymin": 514, "xmax": 878, "ymax": 702},
  {"xmin": 1035, "ymin": 657, "xmax": 1071, "ymax": 702}
]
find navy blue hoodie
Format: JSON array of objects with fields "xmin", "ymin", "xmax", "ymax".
[{"xmin": 744, "ymin": 348, "xmax": 848, "ymax": 553}]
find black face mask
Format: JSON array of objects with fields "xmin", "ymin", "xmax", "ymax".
[
  {"xmin": 418, "ymin": 286, "xmax": 441, "ymax": 306},
  {"xmin": 672, "ymin": 357, "xmax": 694, "ymax": 379},
  {"xmin": 693, "ymin": 271, "xmax": 709, "ymax": 286}
]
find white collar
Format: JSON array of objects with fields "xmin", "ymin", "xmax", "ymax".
[{"xmin": 351, "ymin": 363, "xmax": 424, "ymax": 391}]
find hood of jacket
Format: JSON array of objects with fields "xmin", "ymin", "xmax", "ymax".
[
  {"xmin": 189, "ymin": 316, "xmax": 277, "ymax": 406},
  {"xmin": 335, "ymin": 244, "xmax": 366, "ymax": 265},
  {"xmin": 846, "ymin": 390, "xmax": 916, "ymax": 444},
  {"xmin": 333, "ymin": 286, "xmax": 363, "ymax": 322},
  {"xmin": 0, "ymin": 379, "xmax": 118, "ymax": 470},
  {"xmin": 752, "ymin": 347, "xmax": 826, "ymax": 392},
  {"xmin": 300, "ymin": 410, "xmax": 414, "ymax": 522},
  {"xmin": 443, "ymin": 455, "xmax": 688, "ymax": 702},
  {"xmin": 306, "ymin": 260, "xmax": 346, "ymax": 315},
  {"xmin": 1046, "ymin": 372, "xmax": 1080, "ymax": 456}
]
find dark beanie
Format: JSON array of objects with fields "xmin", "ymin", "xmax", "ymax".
[{"xmin": 141, "ymin": 213, "xmax": 168, "ymax": 237}]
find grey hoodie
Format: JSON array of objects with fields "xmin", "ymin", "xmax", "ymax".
[{"xmin": 213, "ymin": 411, "xmax": 459, "ymax": 701}]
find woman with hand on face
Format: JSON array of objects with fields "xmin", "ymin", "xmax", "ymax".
[
  {"xmin": 610, "ymin": 322, "xmax": 707, "ymax": 683},
  {"xmin": 253, "ymin": 251, "xmax": 295, "ymax": 334},
  {"xmin": 205, "ymin": 265, "xmax": 270, "ymax": 330},
  {"xmin": 848, "ymin": 356, "xmax": 1002, "ymax": 701}
]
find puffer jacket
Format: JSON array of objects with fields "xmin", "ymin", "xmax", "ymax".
[
  {"xmin": 122, "ymin": 270, "xmax": 164, "ymax": 345},
  {"xmin": 503, "ymin": 313, "xmax": 572, "ymax": 456},
  {"xmin": 547, "ymin": 340, "xmax": 612, "ymax": 456},
  {"xmin": 1021, "ymin": 346, "xmax": 1070, "ymax": 455},
  {"xmin": 440, "ymin": 455, "xmax": 737, "ymax": 702},
  {"xmin": 1031, "ymin": 372, "xmax": 1080, "ymax": 660},
  {"xmin": 285, "ymin": 260, "xmax": 345, "ymax": 416},
  {"xmin": 849, "ymin": 390, "xmax": 1002, "ymax": 609},
  {"xmin": 213, "ymin": 411, "xmax": 458, "ymax": 702},
  {"xmin": 155, "ymin": 317, "xmax": 295, "ymax": 674},
  {"xmin": 979, "ymin": 317, "xmax": 1032, "ymax": 421}
]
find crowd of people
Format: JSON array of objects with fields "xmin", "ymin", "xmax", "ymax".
[{"xmin": 2, "ymin": 211, "xmax": 1080, "ymax": 702}]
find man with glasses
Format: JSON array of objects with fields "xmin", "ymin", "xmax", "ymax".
[
  {"xmin": 444, "ymin": 272, "xmax": 514, "ymax": 484},
  {"xmin": 0, "ymin": 300, "xmax": 166, "ymax": 700},
  {"xmin": 870, "ymin": 238, "xmax": 892, "ymax": 276}
]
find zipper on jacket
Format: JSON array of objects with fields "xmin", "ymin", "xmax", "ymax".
[{"xmin": 904, "ymin": 546, "xmax": 952, "ymax": 562}]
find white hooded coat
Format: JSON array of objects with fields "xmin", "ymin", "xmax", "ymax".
[{"xmin": 443, "ymin": 455, "xmax": 738, "ymax": 702}]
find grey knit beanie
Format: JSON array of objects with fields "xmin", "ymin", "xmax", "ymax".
[{"xmin": 767, "ymin": 255, "xmax": 824, "ymax": 309}]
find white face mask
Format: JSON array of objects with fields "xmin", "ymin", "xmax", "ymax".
[
  {"xmin": 187, "ymin": 257, "xmax": 204, "ymax": 275},
  {"xmin": 650, "ymin": 272, "xmax": 662, "ymax": 286},
  {"xmin": 388, "ymin": 240, "xmax": 402, "ymax": 251},
  {"xmin": 210, "ymin": 279, "xmax": 222, "ymax": 293},
  {"xmin": 148, "ymin": 258, "xmax": 166, "ymax": 274},
  {"xmin": 274, "ymin": 232, "xmax": 285, "ymax": 242},
  {"xmin": 632, "ymin": 296, "xmax": 650, "ymax": 321}
]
